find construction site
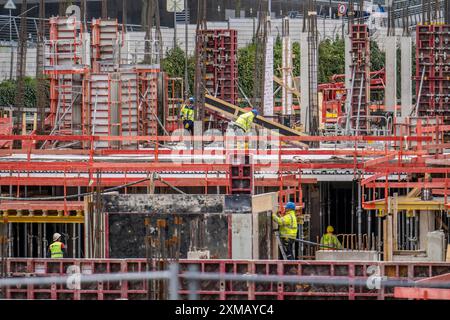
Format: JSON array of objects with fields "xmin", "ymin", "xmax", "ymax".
[{"xmin": 0, "ymin": 0, "xmax": 449, "ymax": 301}]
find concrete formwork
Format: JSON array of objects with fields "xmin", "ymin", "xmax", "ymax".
[{"xmin": 86, "ymin": 193, "xmax": 279, "ymax": 260}]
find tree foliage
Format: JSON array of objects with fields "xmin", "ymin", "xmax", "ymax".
[
  {"xmin": 318, "ymin": 38, "xmax": 345, "ymax": 83},
  {"xmin": 0, "ymin": 77, "xmax": 48, "ymax": 108},
  {"xmin": 159, "ymin": 38, "xmax": 388, "ymax": 103},
  {"xmin": 161, "ymin": 46, "xmax": 196, "ymax": 94}
]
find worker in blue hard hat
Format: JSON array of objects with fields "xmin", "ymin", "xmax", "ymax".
[
  {"xmin": 229, "ymin": 108, "xmax": 259, "ymax": 149},
  {"xmin": 272, "ymin": 201, "xmax": 298, "ymax": 260},
  {"xmin": 234, "ymin": 109, "xmax": 258, "ymax": 133},
  {"xmin": 180, "ymin": 97, "xmax": 195, "ymax": 134}
]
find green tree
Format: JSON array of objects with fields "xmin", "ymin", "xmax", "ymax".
[
  {"xmin": 0, "ymin": 77, "xmax": 48, "ymax": 109},
  {"xmin": 318, "ymin": 38, "xmax": 345, "ymax": 83},
  {"xmin": 370, "ymin": 40, "xmax": 385, "ymax": 72},
  {"xmin": 161, "ymin": 46, "xmax": 195, "ymax": 94},
  {"xmin": 237, "ymin": 42, "xmax": 257, "ymax": 102}
]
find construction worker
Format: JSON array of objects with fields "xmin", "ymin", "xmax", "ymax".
[
  {"xmin": 180, "ymin": 97, "xmax": 195, "ymax": 134},
  {"xmin": 272, "ymin": 202, "xmax": 298, "ymax": 260},
  {"xmin": 320, "ymin": 226, "xmax": 342, "ymax": 250},
  {"xmin": 232, "ymin": 108, "xmax": 258, "ymax": 135},
  {"xmin": 229, "ymin": 109, "xmax": 258, "ymax": 149},
  {"xmin": 48, "ymin": 233, "xmax": 66, "ymax": 258}
]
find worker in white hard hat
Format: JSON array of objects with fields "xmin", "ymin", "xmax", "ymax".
[{"xmin": 48, "ymin": 232, "xmax": 65, "ymax": 258}]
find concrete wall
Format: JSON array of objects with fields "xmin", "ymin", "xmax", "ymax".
[
  {"xmin": 0, "ymin": 46, "xmax": 37, "ymax": 80},
  {"xmin": 98, "ymin": 193, "xmax": 278, "ymax": 259}
]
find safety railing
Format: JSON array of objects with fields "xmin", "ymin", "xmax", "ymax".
[
  {"xmin": 2, "ymin": 258, "xmax": 450, "ymax": 300},
  {"xmin": 44, "ymin": 39, "xmax": 84, "ymax": 68},
  {"xmin": 119, "ymin": 39, "xmax": 161, "ymax": 66}
]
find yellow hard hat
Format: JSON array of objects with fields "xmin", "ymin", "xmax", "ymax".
[{"xmin": 326, "ymin": 226, "xmax": 334, "ymax": 233}]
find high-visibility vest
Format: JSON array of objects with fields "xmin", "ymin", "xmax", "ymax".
[
  {"xmin": 235, "ymin": 111, "xmax": 255, "ymax": 132},
  {"xmin": 49, "ymin": 241, "xmax": 63, "ymax": 258},
  {"xmin": 320, "ymin": 233, "xmax": 342, "ymax": 250},
  {"xmin": 181, "ymin": 105, "xmax": 194, "ymax": 121},
  {"xmin": 272, "ymin": 210, "xmax": 298, "ymax": 239}
]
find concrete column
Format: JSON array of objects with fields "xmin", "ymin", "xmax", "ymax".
[
  {"xmin": 300, "ymin": 32, "xmax": 309, "ymax": 132},
  {"xmin": 419, "ymin": 211, "xmax": 435, "ymax": 250},
  {"xmin": 82, "ymin": 32, "xmax": 91, "ymax": 67},
  {"xmin": 344, "ymin": 35, "xmax": 352, "ymax": 130},
  {"xmin": 72, "ymin": 74, "xmax": 83, "ymax": 135},
  {"xmin": 263, "ymin": 31, "xmax": 274, "ymax": 117},
  {"xmin": 385, "ymin": 36, "xmax": 397, "ymax": 114},
  {"xmin": 344, "ymin": 35, "xmax": 352, "ymax": 98},
  {"xmin": 110, "ymin": 73, "xmax": 121, "ymax": 148},
  {"xmin": 400, "ymin": 37, "xmax": 413, "ymax": 121},
  {"xmin": 282, "ymin": 18, "xmax": 292, "ymax": 116}
]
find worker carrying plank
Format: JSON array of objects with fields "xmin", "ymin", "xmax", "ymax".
[
  {"xmin": 230, "ymin": 108, "xmax": 258, "ymax": 135},
  {"xmin": 180, "ymin": 97, "xmax": 195, "ymax": 134},
  {"xmin": 320, "ymin": 226, "xmax": 342, "ymax": 250},
  {"xmin": 228, "ymin": 109, "xmax": 258, "ymax": 149},
  {"xmin": 272, "ymin": 202, "xmax": 298, "ymax": 260},
  {"xmin": 48, "ymin": 233, "xmax": 66, "ymax": 258}
]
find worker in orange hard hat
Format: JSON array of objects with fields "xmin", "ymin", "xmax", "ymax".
[{"xmin": 320, "ymin": 226, "xmax": 342, "ymax": 250}]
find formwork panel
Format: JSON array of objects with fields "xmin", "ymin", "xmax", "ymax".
[
  {"xmin": 415, "ymin": 24, "xmax": 450, "ymax": 118},
  {"xmin": 198, "ymin": 29, "xmax": 238, "ymax": 105},
  {"xmin": 5, "ymin": 259, "xmax": 450, "ymax": 300}
]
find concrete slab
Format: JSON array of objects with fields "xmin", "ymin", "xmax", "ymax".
[{"xmin": 315, "ymin": 250, "xmax": 379, "ymax": 261}]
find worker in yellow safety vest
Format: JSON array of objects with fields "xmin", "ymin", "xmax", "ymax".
[
  {"xmin": 48, "ymin": 233, "xmax": 66, "ymax": 258},
  {"xmin": 229, "ymin": 109, "xmax": 258, "ymax": 149},
  {"xmin": 320, "ymin": 226, "xmax": 342, "ymax": 250},
  {"xmin": 272, "ymin": 202, "xmax": 298, "ymax": 260},
  {"xmin": 180, "ymin": 97, "xmax": 195, "ymax": 134},
  {"xmin": 233, "ymin": 109, "xmax": 258, "ymax": 134}
]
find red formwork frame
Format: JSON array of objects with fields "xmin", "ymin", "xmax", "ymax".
[
  {"xmin": 165, "ymin": 77, "xmax": 184, "ymax": 134},
  {"xmin": 349, "ymin": 24, "xmax": 370, "ymax": 132},
  {"xmin": 91, "ymin": 18, "xmax": 119, "ymax": 73},
  {"xmin": 200, "ymin": 29, "xmax": 238, "ymax": 105},
  {"xmin": 45, "ymin": 17, "xmax": 88, "ymax": 133},
  {"xmin": 4, "ymin": 258, "xmax": 450, "ymax": 300},
  {"xmin": 415, "ymin": 24, "xmax": 450, "ymax": 118}
]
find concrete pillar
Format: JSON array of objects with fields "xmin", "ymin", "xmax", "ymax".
[
  {"xmin": 72, "ymin": 74, "xmax": 83, "ymax": 135},
  {"xmin": 344, "ymin": 35, "xmax": 352, "ymax": 132},
  {"xmin": 344, "ymin": 35, "xmax": 352, "ymax": 99},
  {"xmin": 419, "ymin": 211, "xmax": 435, "ymax": 250},
  {"xmin": 263, "ymin": 30, "xmax": 274, "ymax": 117},
  {"xmin": 282, "ymin": 18, "xmax": 292, "ymax": 116},
  {"xmin": 385, "ymin": 36, "xmax": 397, "ymax": 114},
  {"xmin": 231, "ymin": 214, "xmax": 253, "ymax": 259},
  {"xmin": 110, "ymin": 73, "xmax": 120, "ymax": 148},
  {"xmin": 300, "ymin": 32, "xmax": 309, "ymax": 132},
  {"xmin": 400, "ymin": 37, "xmax": 413, "ymax": 121},
  {"xmin": 81, "ymin": 32, "xmax": 91, "ymax": 67}
]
